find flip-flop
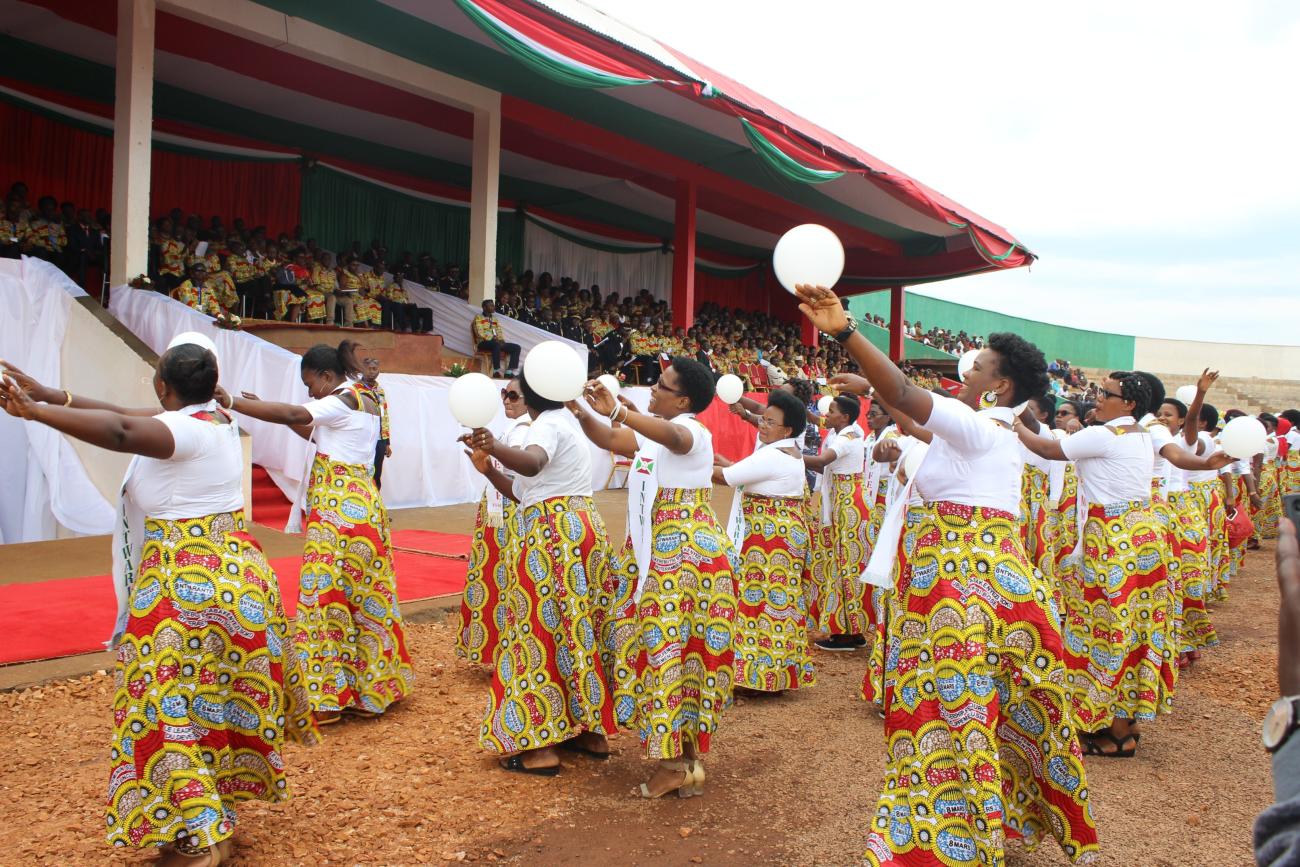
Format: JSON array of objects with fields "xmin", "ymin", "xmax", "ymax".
[
  {"xmin": 499, "ymin": 755, "xmax": 560, "ymax": 776},
  {"xmin": 1082, "ymin": 730, "xmax": 1137, "ymax": 758},
  {"xmin": 558, "ymin": 739, "xmax": 610, "ymax": 760}
]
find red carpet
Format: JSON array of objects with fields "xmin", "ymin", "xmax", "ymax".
[
  {"xmin": 0, "ymin": 529, "xmax": 472, "ymax": 665},
  {"xmin": 250, "ymin": 464, "xmax": 293, "ymax": 529}
]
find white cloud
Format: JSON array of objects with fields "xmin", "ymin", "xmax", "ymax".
[{"xmin": 585, "ymin": 0, "xmax": 1300, "ymax": 344}]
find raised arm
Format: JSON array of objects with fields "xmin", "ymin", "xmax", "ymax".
[
  {"xmin": 0, "ymin": 379, "xmax": 176, "ymax": 458},
  {"xmin": 566, "ymin": 397, "xmax": 637, "ymax": 457},
  {"xmin": 878, "ymin": 397, "xmax": 934, "ymax": 445},
  {"xmin": 582, "ymin": 380, "xmax": 694, "ymax": 456},
  {"xmin": 1160, "ymin": 442, "xmax": 1234, "ymax": 472},
  {"xmin": 227, "ymin": 392, "xmax": 313, "ymax": 426},
  {"xmin": 1183, "ymin": 369, "xmax": 1218, "ymax": 447},
  {"xmin": 795, "ymin": 284, "xmax": 934, "ymax": 424}
]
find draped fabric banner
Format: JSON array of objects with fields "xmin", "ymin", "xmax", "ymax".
[
  {"xmin": 0, "ymin": 257, "xmax": 114, "ymax": 543},
  {"xmin": 300, "ymin": 164, "xmax": 522, "ymax": 273},
  {"xmin": 0, "ymin": 98, "xmax": 301, "ymax": 234},
  {"xmin": 522, "ymin": 214, "xmax": 673, "ymax": 303},
  {"xmin": 401, "ymin": 280, "xmax": 587, "ymax": 364}
]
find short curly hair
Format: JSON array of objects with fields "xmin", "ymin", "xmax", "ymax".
[
  {"xmin": 766, "ymin": 389, "xmax": 807, "ymax": 435},
  {"xmin": 985, "ymin": 332, "xmax": 1049, "ymax": 405},
  {"xmin": 1132, "ymin": 371, "xmax": 1166, "ymax": 412},
  {"xmin": 670, "ymin": 357, "xmax": 716, "ymax": 414},
  {"xmin": 1111, "ymin": 371, "xmax": 1153, "ymax": 419}
]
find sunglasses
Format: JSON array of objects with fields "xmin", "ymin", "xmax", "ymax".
[
  {"xmin": 652, "ymin": 379, "xmax": 683, "ymax": 396},
  {"xmin": 501, "ymin": 389, "xmax": 521, "ymax": 401},
  {"xmin": 1099, "ymin": 388, "xmax": 1125, "ymax": 401},
  {"xmin": 1055, "ymin": 408, "xmax": 1074, "ymax": 416}
]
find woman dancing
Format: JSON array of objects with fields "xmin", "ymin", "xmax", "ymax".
[
  {"xmin": 794, "ymin": 284, "xmax": 1098, "ymax": 866},
  {"xmin": 467, "ymin": 371, "xmax": 617, "ymax": 775},
  {"xmin": 713, "ymin": 389, "xmax": 816, "ymax": 694},
  {"xmin": 455, "ymin": 378, "xmax": 530, "ymax": 670},
  {"xmin": 224, "ymin": 339, "xmax": 413, "ymax": 724},
  {"xmin": 571, "ymin": 358, "xmax": 738, "ymax": 799},
  {"xmin": 803, "ymin": 394, "xmax": 871, "ymax": 650},
  {"xmin": 1, "ymin": 342, "xmax": 316, "ymax": 866}
]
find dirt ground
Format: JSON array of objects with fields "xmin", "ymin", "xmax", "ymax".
[{"xmin": 0, "ymin": 492, "xmax": 1279, "ymax": 866}]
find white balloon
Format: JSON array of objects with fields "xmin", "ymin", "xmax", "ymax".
[
  {"xmin": 448, "ymin": 372, "xmax": 499, "ymax": 428},
  {"xmin": 901, "ymin": 442, "xmax": 929, "ymax": 482},
  {"xmin": 772, "ymin": 224, "xmax": 845, "ymax": 294},
  {"xmin": 1218, "ymin": 415, "xmax": 1267, "ymax": 459},
  {"xmin": 716, "ymin": 373, "xmax": 744, "ymax": 404},
  {"xmin": 817, "ymin": 395, "xmax": 833, "ymax": 415},
  {"xmin": 597, "ymin": 373, "xmax": 621, "ymax": 400},
  {"xmin": 523, "ymin": 340, "xmax": 586, "ymax": 402},
  {"xmin": 1174, "ymin": 384, "xmax": 1198, "ymax": 406},
  {"xmin": 957, "ymin": 349, "xmax": 979, "ymax": 382}
]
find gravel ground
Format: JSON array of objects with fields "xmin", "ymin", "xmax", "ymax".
[{"xmin": 0, "ymin": 541, "xmax": 1277, "ymax": 866}]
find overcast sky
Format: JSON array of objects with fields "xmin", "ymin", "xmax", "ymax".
[{"xmin": 586, "ymin": 0, "xmax": 1300, "ymax": 344}]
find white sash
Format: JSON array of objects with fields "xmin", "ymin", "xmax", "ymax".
[
  {"xmin": 285, "ymin": 444, "xmax": 316, "ymax": 534},
  {"xmin": 861, "ymin": 440, "xmax": 930, "ymax": 587},
  {"xmin": 488, "ymin": 419, "xmax": 531, "ymax": 527},
  {"xmin": 627, "ymin": 413, "xmax": 697, "ymax": 602},
  {"xmin": 109, "ymin": 401, "xmax": 226, "ymax": 648},
  {"xmin": 727, "ymin": 437, "xmax": 800, "ymax": 551}
]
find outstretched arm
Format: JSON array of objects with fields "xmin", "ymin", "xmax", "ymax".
[
  {"xmin": 0, "ymin": 379, "xmax": 175, "ymax": 458},
  {"xmin": 1, "ymin": 361, "xmax": 158, "ymax": 417},
  {"xmin": 468, "ymin": 427, "xmax": 548, "ymax": 477},
  {"xmin": 795, "ymin": 284, "xmax": 934, "ymax": 424},
  {"xmin": 1015, "ymin": 422, "xmax": 1068, "ymax": 461},
  {"xmin": 1183, "ymin": 369, "xmax": 1218, "ymax": 447},
  {"xmin": 582, "ymin": 380, "xmax": 694, "ymax": 456},
  {"xmin": 566, "ymin": 397, "xmax": 637, "ymax": 457},
  {"xmin": 1160, "ymin": 443, "xmax": 1234, "ymax": 472}
]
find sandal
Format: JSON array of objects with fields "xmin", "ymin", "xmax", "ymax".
[
  {"xmin": 160, "ymin": 839, "xmax": 223, "ymax": 866},
  {"xmin": 315, "ymin": 711, "xmax": 342, "ymax": 726},
  {"xmin": 1082, "ymin": 730, "xmax": 1137, "ymax": 758},
  {"xmin": 559, "ymin": 738, "xmax": 610, "ymax": 761},
  {"xmin": 499, "ymin": 754, "xmax": 560, "ymax": 777},
  {"xmin": 639, "ymin": 759, "xmax": 699, "ymax": 799}
]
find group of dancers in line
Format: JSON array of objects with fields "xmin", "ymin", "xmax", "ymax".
[{"xmin": 0, "ymin": 281, "xmax": 1297, "ymax": 866}]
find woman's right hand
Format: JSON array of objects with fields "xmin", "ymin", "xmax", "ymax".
[
  {"xmin": 829, "ymin": 373, "xmax": 871, "ymax": 395},
  {"xmin": 465, "ymin": 448, "xmax": 492, "ymax": 474},
  {"xmin": 1196, "ymin": 368, "xmax": 1219, "ymax": 394},
  {"xmin": 0, "ymin": 377, "xmax": 40, "ymax": 419},
  {"xmin": 0, "ymin": 360, "xmax": 56, "ymax": 403},
  {"xmin": 794, "ymin": 284, "xmax": 849, "ymax": 335},
  {"xmin": 582, "ymin": 379, "xmax": 616, "ymax": 416}
]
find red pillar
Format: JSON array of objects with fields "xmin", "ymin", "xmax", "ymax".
[
  {"xmin": 889, "ymin": 285, "xmax": 905, "ymax": 362},
  {"xmin": 801, "ymin": 313, "xmax": 820, "ymax": 348},
  {"xmin": 671, "ymin": 178, "xmax": 696, "ymax": 330}
]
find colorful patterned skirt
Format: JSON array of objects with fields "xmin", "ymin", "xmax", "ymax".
[
  {"xmin": 304, "ymin": 290, "xmax": 327, "ymax": 322},
  {"xmin": 1054, "ymin": 464, "xmax": 1080, "ymax": 571},
  {"xmin": 607, "ymin": 487, "xmax": 738, "ymax": 759},
  {"xmin": 480, "ymin": 495, "xmax": 618, "ymax": 753},
  {"xmin": 107, "ymin": 511, "xmax": 318, "ymax": 851},
  {"xmin": 808, "ymin": 473, "xmax": 872, "ymax": 635},
  {"xmin": 455, "ymin": 493, "xmax": 517, "ymax": 668},
  {"xmin": 1191, "ymin": 479, "xmax": 1230, "ymax": 601},
  {"xmin": 1020, "ymin": 464, "xmax": 1055, "ymax": 584},
  {"xmin": 1060, "ymin": 500, "xmax": 1174, "ymax": 730},
  {"xmin": 354, "ymin": 293, "xmax": 382, "ymax": 326},
  {"xmin": 864, "ymin": 502, "xmax": 1097, "ymax": 866},
  {"xmin": 733, "ymin": 494, "xmax": 815, "ymax": 692},
  {"xmin": 1148, "ymin": 491, "xmax": 1183, "ymax": 690},
  {"xmin": 296, "ymin": 454, "xmax": 414, "ymax": 714},
  {"xmin": 1167, "ymin": 489, "xmax": 1219, "ymax": 652},
  {"xmin": 1286, "ymin": 448, "xmax": 1300, "ymax": 496},
  {"xmin": 1257, "ymin": 462, "xmax": 1281, "ymax": 540}
]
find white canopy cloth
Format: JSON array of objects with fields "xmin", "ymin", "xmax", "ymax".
[{"xmin": 0, "ymin": 256, "xmax": 114, "ymax": 542}]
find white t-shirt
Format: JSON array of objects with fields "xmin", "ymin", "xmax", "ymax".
[
  {"xmin": 824, "ymin": 423, "xmax": 866, "ymax": 475},
  {"xmin": 512, "ymin": 409, "xmax": 593, "ymax": 507},
  {"xmin": 1185, "ymin": 431, "xmax": 1224, "ymax": 485},
  {"xmin": 911, "ymin": 392, "xmax": 1023, "ymax": 514},
  {"xmin": 1059, "ymin": 417, "xmax": 1154, "ymax": 504},
  {"xmin": 1140, "ymin": 413, "xmax": 1175, "ymax": 490},
  {"xmin": 723, "ymin": 443, "xmax": 806, "ymax": 497},
  {"xmin": 126, "ymin": 408, "xmax": 244, "ymax": 518},
  {"xmin": 305, "ymin": 391, "xmax": 381, "ymax": 466},
  {"xmin": 634, "ymin": 415, "xmax": 713, "ymax": 488}
]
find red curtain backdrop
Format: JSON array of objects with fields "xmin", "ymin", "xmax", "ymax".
[
  {"xmin": 694, "ymin": 266, "xmax": 802, "ymax": 325},
  {"xmin": 0, "ymin": 100, "xmax": 301, "ymax": 234}
]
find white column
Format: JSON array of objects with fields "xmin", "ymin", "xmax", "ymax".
[
  {"xmin": 109, "ymin": 0, "xmax": 156, "ymax": 287},
  {"xmin": 467, "ymin": 98, "xmax": 501, "ymax": 306}
]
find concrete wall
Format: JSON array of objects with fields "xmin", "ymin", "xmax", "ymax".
[
  {"xmin": 1133, "ymin": 336, "xmax": 1300, "ymax": 381},
  {"xmin": 58, "ymin": 299, "xmax": 252, "ymax": 531}
]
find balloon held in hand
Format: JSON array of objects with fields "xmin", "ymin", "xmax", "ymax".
[
  {"xmin": 715, "ymin": 374, "xmax": 744, "ymax": 405},
  {"xmin": 523, "ymin": 340, "xmax": 586, "ymax": 402},
  {"xmin": 449, "ymin": 372, "xmax": 499, "ymax": 428},
  {"xmin": 1218, "ymin": 415, "xmax": 1266, "ymax": 459}
]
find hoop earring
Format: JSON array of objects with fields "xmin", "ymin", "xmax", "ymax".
[{"xmin": 980, "ymin": 390, "xmax": 999, "ymax": 410}]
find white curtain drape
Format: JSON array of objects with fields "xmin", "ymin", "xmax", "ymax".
[
  {"xmin": 401, "ymin": 280, "xmax": 587, "ymax": 363},
  {"xmin": 522, "ymin": 217, "xmax": 674, "ymax": 303},
  {"xmin": 0, "ymin": 257, "xmax": 114, "ymax": 542}
]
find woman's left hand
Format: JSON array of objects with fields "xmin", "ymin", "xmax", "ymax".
[
  {"xmin": 0, "ymin": 377, "xmax": 40, "ymax": 419},
  {"xmin": 0, "ymin": 360, "xmax": 57, "ymax": 403},
  {"xmin": 828, "ymin": 373, "xmax": 870, "ymax": 395},
  {"xmin": 469, "ymin": 427, "xmax": 496, "ymax": 453},
  {"xmin": 794, "ymin": 284, "xmax": 849, "ymax": 335},
  {"xmin": 582, "ymin": 379, "xmax": 616, "ymax": 416}
]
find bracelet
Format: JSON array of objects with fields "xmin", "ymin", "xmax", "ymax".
[
  {"xmin": 223, "ymin": 392, "xmax": 234, "ymax": 410},
  {"xmin": 607, "ymin": 402, "xmax": 620, "ymax": 421},
  {"xmin": 615, "ymin": 404, "xmax": 628, "ymax": 424},
  {"xmin": 63, "ymin": 389, "xmax": 73, "ymax": 407}
]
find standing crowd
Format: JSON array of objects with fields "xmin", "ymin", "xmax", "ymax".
[{"xmin": 2, "ymin": 277, "xmax": 1298, "ymax": 865}]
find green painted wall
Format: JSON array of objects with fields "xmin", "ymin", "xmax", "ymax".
[{"xmin": 848, "ymin": 291, "xmax": 1135, "ymax": 369}]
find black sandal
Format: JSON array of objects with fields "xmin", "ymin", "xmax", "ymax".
[
  {"xmin": 1082, "ymin": 730, "xmax": 1137, "ymax": 758},
  {"xmin": 558, "ymin": 739, "xmax": 610, "ymax": 761},
  {"xmin": 499, "ymin": 755, "xmax": 560, "ymax": 776}
]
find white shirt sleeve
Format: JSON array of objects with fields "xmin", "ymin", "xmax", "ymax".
[
  {"xmin": 723, "ymin": 447, "xmax": 787, "ymax": 487},
  {"xmin": 1060, "ymin": 426, "xmax": 1117, "ymax": 461},
  {"xmin": 677, "ymin": 417, "xmax": 707, "ymax": 457},
  {"xmin": 922, "ymin": 391, "xmax": 995, "ymax": 456},
  {"xmin": 525, "ymin": 415, "xmax": 560, "ymax": 460},
  {"xmin": 303, "ymin": 395, "xmax": 352, "ymax": 429},
  {"xmin": 155, "ymin": 413, "xmax": 208, "ymax": 461}
]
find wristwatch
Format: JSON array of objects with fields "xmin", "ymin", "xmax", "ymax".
[
  {"xmin": 830, "ymin": 324, "xmax": 856, "ymax": 344},
  {"xmin": 1263, "ymin": 696, "xmax": 1300, "ymax": 752}
]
